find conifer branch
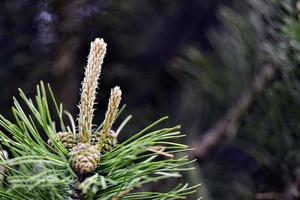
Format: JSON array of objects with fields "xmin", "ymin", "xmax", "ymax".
[
  {"xmin": 193, "ymin": 64, "xmax": 276, "ymax": 162},
  {"xmin": 0, "ymin": 38, "xmax": 197, "ymax": 200}
]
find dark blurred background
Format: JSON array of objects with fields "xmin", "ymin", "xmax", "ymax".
[{"xmin": 1, "ymin": 0, "xmax": 300, "ymax": 199}]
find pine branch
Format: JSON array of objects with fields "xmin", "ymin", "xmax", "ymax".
[
  {"xmin": 0, "ymin": 38, "xmax": 198, "ymax": 200},
  {"xmin": 193, "ymin": 64, "xmax": 276, "ymax": 162}
]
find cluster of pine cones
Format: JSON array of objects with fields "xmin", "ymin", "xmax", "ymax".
[
  {"xmin": 47, "ymin": 38, "xmax": 121, "ymax": 176},
  {"xmin": 48, "ymin": 130, "xmax": 117, "ymax": 174}
]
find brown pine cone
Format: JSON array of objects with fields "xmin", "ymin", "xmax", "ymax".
[{"xmin": 69, "ymin": 143, "xmax": 101, "ymax": 174}]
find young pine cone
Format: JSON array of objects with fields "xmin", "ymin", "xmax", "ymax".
[
  {"xmin": 101, "ymin": 130, "xmax": 118, "ymax": 154},
  {"xmin": 91, "ymin": 130, "xmax": 118, "ymax": 154},
  {"xmin": 48, "ymin": 132, "xmax": 77, "ymax": 151},
  {"xmin": 69, "ymin": 143, "xmax": 101, "ymax": 174}
]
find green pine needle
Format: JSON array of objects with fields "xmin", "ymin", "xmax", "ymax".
[{"xmin": 0, "ymin": 82, "xmax": 199, "ymax": 199}]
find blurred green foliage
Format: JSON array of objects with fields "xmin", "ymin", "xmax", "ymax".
[{"xmin": 171, "ymin": 0, "xmax": 300, "ymax": 199}]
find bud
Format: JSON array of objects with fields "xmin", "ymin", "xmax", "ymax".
[
  {"xmin": 69, "ymin": 143, "xmax": 101, "ymax": 174},
  {"xmin": 96, "ymin": 86, "xmax": 121, "ymax": 153},
  {"xmin": 78, "ymin": 38, "xmax": 107, "ymax": 143}
]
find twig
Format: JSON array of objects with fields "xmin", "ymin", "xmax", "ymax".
[
  {"xmin": 112, "ymin": 189, "xmax": 132, "ymax": 200},
  {"xmin": 147, "ymin": 146, "xmax": 174, "ymax": 158},
  {"xmin": 255, "ymin": 192, "xmax": 281, "ymax": 200},
  {"xmin": 192, "ymin": 64, "xmax": 276, "ymax": 162}
]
